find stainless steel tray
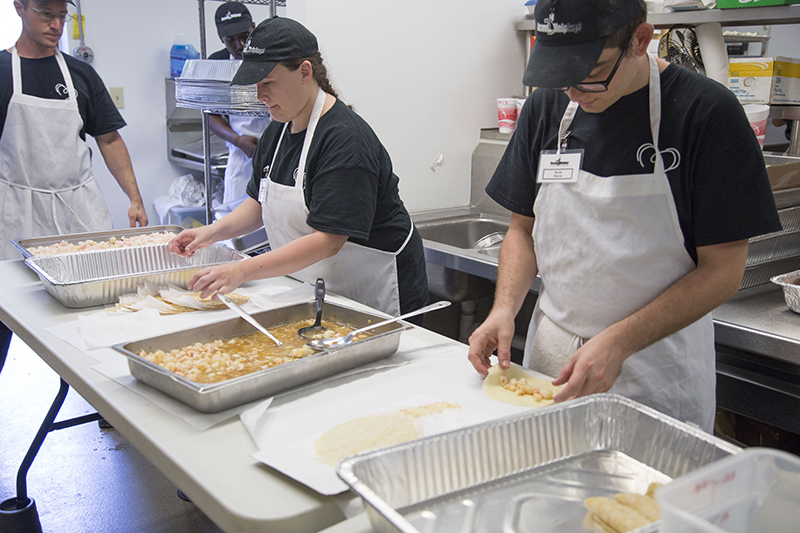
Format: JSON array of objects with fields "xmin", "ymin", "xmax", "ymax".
[
  {"xmin": 11, "ymin": 225, "xmax": 185, "ymax": 259},
  {"xmin": 338, "ymin": 394, "xmax": 741, "ymax": 533},
  {"xmin": 25, "ymin": 243, "xmax": 245, "ymax": 308},
  {"xmin": 113, "ymin": 302, "xmax": 407, "ymax": 413},
  {"xmin": 747, "ymin": 229, "xmax": 800, "ymax": 266},
  {"xmin": 771, "ymin": 269, "xmax": 800, "ymax": 314},
  {"xmin": 741, "ymin": 255, "xmax": 800, "ymax": 289}
]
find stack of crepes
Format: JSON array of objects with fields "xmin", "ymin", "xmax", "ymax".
[
  {"xmin": 110, "ymin": 281, "xmax": 249, "ymax": 314},
  {"xmin": 584, "ymin": 483, "xmax": 662, "ymax": 533}
]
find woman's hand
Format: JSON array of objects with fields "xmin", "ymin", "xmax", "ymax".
[
  {"xmin": 169, "ymin": 227, "xmax": 215, "ymax": 257},
  {"xmin": 188, "ymin": 262, "xmax": 246, "ymax": 299}
]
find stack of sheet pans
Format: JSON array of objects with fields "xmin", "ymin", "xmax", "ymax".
[{"xmin": 175, "ymin": 59, "xmax": 269, "ymax": 116}]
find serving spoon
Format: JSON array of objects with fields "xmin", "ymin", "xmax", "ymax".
[
  {"xmin": 298, "ymin": 278, "xmax": 327, "ymax": 339},
  {"xmin": 307, "ymin": 300, "xmax": 451, "ymax": 351}
]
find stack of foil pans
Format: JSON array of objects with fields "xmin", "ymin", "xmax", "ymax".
[
  {"xmin": 175, "ymin": 59, "xmax": 269, "ymax": 116},
  {"xmin": 338, "ymin": 394, "xmax": 740, "ymax": 533},
  {"xmin": 742, "ymin": 204, "xmax": 800, "ymax": 289}
]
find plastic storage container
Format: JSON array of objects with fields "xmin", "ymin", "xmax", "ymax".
[
  {"xmin": 170, "ymin": 35, "xmax": 199, "ymax": 78},
  {"xmin": 657, "ymin": 447, "xmax": 800, "ymax": 533}
]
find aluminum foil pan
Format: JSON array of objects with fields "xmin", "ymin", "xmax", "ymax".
[
  {"xmin": 11, "ymin": 225, "xmax": 185, "ymax": 259},
  {"xmin": 113, "ymin": 302, "xmax": 406, "ymax": 412},
  {"xmin": 771, "ymin": 269, "xmax": 800, "ymax": 314},
  {"xmin": 338, "ymin": 394, "xmax": 741, "ymax": 533},
  {"xmin": 25, "ymin": 243, "xmax": 245, "ymax": 308}
]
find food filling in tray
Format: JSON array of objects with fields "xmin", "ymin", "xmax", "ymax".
[
  {"xmin": 137, "ymin": 318, "xmax": 373, "ymax": 383},
  {"xmin": 26, "ymin": 230, "xmax": 177, "ymax": 256}
]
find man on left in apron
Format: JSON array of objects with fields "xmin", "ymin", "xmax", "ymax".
[
  {"xmin": 207, "ymin": 2, "xmax": 270, "ymax": 206},
  {"xmin": 0, "ymin": 0, "xmax": 149, "ymax": 372}
]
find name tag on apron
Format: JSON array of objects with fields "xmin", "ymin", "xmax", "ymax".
[
  {"xmin": 258, "ymin": 177, "xmax": 268, "ymax": 203},
  {"xmin": 537, "ymin": 150, "xmax": 583, "ymax": 183}
]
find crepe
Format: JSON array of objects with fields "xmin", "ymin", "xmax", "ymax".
[
  {"xmin": 111, "ymin": 284, "xmax": 249, "ymax": 315},
  {"xmin": 482, "ymin": 364, "xmax": 562, "ymax": 407},
  {"xmin": 584, "ymin": 484, "xmax": 664, "ymax": 533},
  {"xmin": 585, "ymin": 497, "xmax": 651, "ymax": 533},
  {"xmin": 314, "ymin": 402, "xmax": 461, "ymax": 466}
]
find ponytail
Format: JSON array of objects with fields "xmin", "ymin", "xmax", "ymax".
[{"xmin": 282, "ymin": 52, "xmax": 339, "ymax": 99}]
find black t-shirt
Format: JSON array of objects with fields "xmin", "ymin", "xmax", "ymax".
[
  {"xmin": 247, "ymin": 99, "xmax": 428, "ymax": 312},
  {"xmin": 0, "ymin": 50, "xmax": 126, "ymax": 141},
  {"xmin": 208, "ymin": 49, "xmax": 230, "ymax": 60},
  {"xmin": 487, "ymin": 63, "xmax": 781, "ymax": 263}
]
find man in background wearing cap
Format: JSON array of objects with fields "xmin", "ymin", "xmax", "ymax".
[
  {"xmin": 207, "ymin": 1, "xmax": 270, "ymax": 206},
  {"xmin": 0, "ymin": 0, "xmax": 148, "ymax": 373},
  {"xmin": 467, "ymin": 0, "xmax": 779, "ymax": 431}
]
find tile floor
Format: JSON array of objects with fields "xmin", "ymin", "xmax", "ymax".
[{"xmin": 0, "ymin": 335, "xmax": 223, "ymax": 533}]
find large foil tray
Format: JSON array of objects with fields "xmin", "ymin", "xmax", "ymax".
[
  {"xmin": 771, "ymin": 269, "xmax": 800, "ymax": 314},
  {"xmin": 25, "ymin": 243, "xmax": 245, "ymax": 308},
  {"xmin": 11, "ymin": 225, "xmax": 185, "ymax": 259},
  {"xmin": 113, "ymin": 302, "xmax": 406, "ymax": 413},
  {"xmin": 338, "ymin": 394, "xmax": 741, "ymax": 533}
]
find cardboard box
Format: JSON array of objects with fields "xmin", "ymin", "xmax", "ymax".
[
  {"xmin": 767, "ymin": 159, "xmax": 800, "ymax": 192},
  {"xmin": 728, "ymin": 57, "xmax": 800, "ymax": 105},
  {"xmin": 718, "ymin": 0, "xmax": 800, "ymax": 8}
]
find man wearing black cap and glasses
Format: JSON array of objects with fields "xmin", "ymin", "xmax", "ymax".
[
  {"xmin": 0, "ymin": 0, "xmax": 148, "ymax": 373},
  {"xmin": 467, "ymin": 0, "xmax": 780, "ymax": 431},
  {"xmin": 207, "ymin": 1, "xmax": 270, "ymax": 206}
]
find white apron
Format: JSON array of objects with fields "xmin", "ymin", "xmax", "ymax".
[
  {"xmin": 259, "ymin": 88, "xmax": 412, "ymax": 316},
  {"xmin": 0, "ymin": 48, "xmax": 111, "ymax": 260},
  {"xmin": 525, "ymin": 54, "xmax": 716, "ymax": 431},
  {"xmin": 223, "ymin": 113, "xmax": 270, "ymax": 204}
]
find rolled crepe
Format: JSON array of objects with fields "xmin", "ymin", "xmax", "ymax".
[
  {"xmin": 615, "ymin": 493, "xmax": 661, "ymax": 521},
  {"xmin": 585, "ymin": 497, "xmax": 651, "ymax": 533}
]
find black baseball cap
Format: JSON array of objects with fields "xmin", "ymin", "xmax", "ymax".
[
  {"xmin": 523, "ymin": 0, "xmax": 644, "ymax": 88},
  {"xmin": 214, "ymin": 2, "xmax": 253, "ymax": 38},
  {"xmin": 231, "ymin": 17, "xmax": 318, "ymax": 86}
]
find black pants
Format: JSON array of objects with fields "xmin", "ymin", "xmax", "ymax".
[{"xmin": 0, "ymin": 320, "xmax": 11, "ymax": 375}]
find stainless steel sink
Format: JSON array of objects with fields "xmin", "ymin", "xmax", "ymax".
[
  {"xmin": 414, "ymin": 213, "xmax": 510, "ymax": 301},
  {"xmin": 416, "ymin": 215, "xmax": 509, "ymax": 256}
]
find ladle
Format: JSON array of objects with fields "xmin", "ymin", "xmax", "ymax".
[
  {"xmin": 298, "ymin": 278, "xmax": 327, "ymax": 339},
  {"xmin": 307, "ymin": 300, "xmax": 451, "ymax": 351}
]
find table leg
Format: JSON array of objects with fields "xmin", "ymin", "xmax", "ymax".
[{"xmin": 0, "ymin": 378, "xmax": 103, "ymax": 532}]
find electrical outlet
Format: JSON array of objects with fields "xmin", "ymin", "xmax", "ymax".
[{"xmin": 109, "ymin": 87, "xmax": 124, "ymax": 109}]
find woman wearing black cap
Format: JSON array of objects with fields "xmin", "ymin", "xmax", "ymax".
[{"xmin": 170, "ymin": 17, "xmax": 428, "ymax": 317}]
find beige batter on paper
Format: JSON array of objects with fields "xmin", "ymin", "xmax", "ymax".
[
  {"xmin": 314, "ymin": 402, "xmax": 461, "ymax": 466},
  {"xmin": 482, "ymin": 365, "xmax": 562, "ymax": 407}
]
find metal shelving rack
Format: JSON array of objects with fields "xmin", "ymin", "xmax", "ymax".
[
  {"xmin": 516, "ymin": 5, "xmax": 800, "ymax": 156},
  {"xmin": 191, "ymin": 0, "xmax": 284, "ymax": 225}
]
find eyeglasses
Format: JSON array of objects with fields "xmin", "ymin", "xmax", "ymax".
[
  {"xmin": 28, "ymin": 6, "xmax": 72, "ymax": 24},
  {"xmin": 556, "ymin": 40, "xmax": 631, "ymax": 93}
]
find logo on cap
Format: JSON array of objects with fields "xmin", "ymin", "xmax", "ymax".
[
  {"xmin": 243, "ymin": 43, "xmax": 265, "ymax": 55},
  {"xmin": 221, "ymin": 11, "xmax": 242, "ymax": 21},
  {"xmin": 536, "ymin": 11, "xmax": 582, "ymax": 35}
]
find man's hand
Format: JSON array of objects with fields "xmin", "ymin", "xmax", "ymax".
[
  {"xmin": 234, "ymin": 135, "xmax": 259, "ymax": 158},
  {"xmin": 467, "ymin": 308, "xmax": 516, "ymax": 377},
  {"xmin": 551, "ymin": 329, "xmax": 627, "ymax": 402},
  {"xmin": 128, "ymin": 200, "xmax": 148, "ymax": 227}
]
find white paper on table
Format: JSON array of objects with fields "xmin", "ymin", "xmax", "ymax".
[
  {"xmin": 44, "ymin": 282, "xmax": 302, "ymax": 351},
  {"xmin": 248, "ymin": 348, "xmax": 536, "ymax": 496},
  {"xmin": 92, "ymin": 356, "xmax": 272, "ymax": 431}
]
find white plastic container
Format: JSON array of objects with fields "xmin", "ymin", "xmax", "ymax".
[{"xmin": 657, "ymin": 447, "xmax": 800, "ymax": 533}]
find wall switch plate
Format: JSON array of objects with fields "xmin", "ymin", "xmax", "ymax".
[{"xmin": 109, "ymin": 87, "xmax": 124, "ymax": 109}]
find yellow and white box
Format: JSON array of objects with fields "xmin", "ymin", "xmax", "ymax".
[
  {"xmin": 728, "ymin": 57, "xmax": 800, "ymax": 105},
  {"xmin": 772, "ymin": 57, "xmax": 800, "ymax": 105}
]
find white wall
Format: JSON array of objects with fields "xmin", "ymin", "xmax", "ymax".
[{"xmin": 306, "ymin": 0, "xmax": 527, "ymax": 212}]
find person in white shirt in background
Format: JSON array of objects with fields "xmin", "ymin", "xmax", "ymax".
[{"xmin": 207, "ymin": 1, "xmax": 270, "ymax": 206}]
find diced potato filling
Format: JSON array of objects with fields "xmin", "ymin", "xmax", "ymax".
[{"xmin": 498, "ymin": 375, "xmax": 554, "ymax": 402}]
